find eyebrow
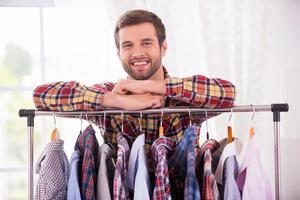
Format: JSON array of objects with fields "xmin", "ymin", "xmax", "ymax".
[
  {"xmin": 141, "ymin": 38, "xmax": 155, "ymax": 42},
  {"xmin": 121, "ymin": 38, "xmax": 155, "ymax": 46}
]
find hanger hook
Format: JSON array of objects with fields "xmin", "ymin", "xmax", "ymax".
[
  {"xmin": 160, "ymin": 109, "xmax": 164, "ymax": 127},
  {"xmin": 140, "ymin": 111, "xmax": 143, "ymax": 132},
  {"xmin": 251, "ymin": 105, "xmax": 255, "ymax": 121},
  {"xmin": 205, "ymin": 110, "xmax": 209, "ymax": 140},
  {"xmin": 80, "ymin": 111, "xmax": 83, "ymax": 132},
  {"xmin": 229, "ymin": 107, "xmax": 233, "ymax": 122},
  {"xmin": 103, "ymin": 111, "xmax": 106, "ymax": 132},
  {"xmin": 85, "ymin": 111, "xmax": 91, "ymax": 125},
  {"xmin": 53, "ymin": 112, "xmax": 57, "ymax": 129},
  {"xmin": 121, "ymin": 111, "xmax": 124, "ymax": 133},
  {"xmin": 188, "ymin": 107, "xmax": 192, "ymax": 126}
]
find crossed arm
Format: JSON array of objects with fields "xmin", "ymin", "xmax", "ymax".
[{"xmin": 33, "ymin": 75, "xmax": 236, "ymax": 111}]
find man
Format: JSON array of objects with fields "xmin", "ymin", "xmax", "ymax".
[{"xmin": 33, "ymin": 9, "xmax": 235, "ymax": 194}]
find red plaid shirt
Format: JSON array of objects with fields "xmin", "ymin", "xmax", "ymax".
[
  {"xmin": 113, "ymin": 133, "xmax": 131, "ymax": 200},
  {"xmin": 33, "ymin": 67, "xmax": 235, "ymax": 150},
  {"xmin": 33, "ymin": 67, "xmax": 235, "ymax": 189},
  {"xmin": 151, "ymin": 137, "xmax": 177, "ymax": 200},
  {"xmin": 75, "ymin": 125, "xmax": 99, "ymax": 200},
  {"xmin": 196, "ymin": 139, "xmax": 220, "ymax": 200}
]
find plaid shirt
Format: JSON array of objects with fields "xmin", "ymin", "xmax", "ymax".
[
  {"xmin": 75, "ymin": 125, "xmax": 100, "ymax": 200},
  {"xmin": 33, "ymin": 67, "xmax": 235, "ymax": 180},
  {"xmin": 196, "ymin": 139, "xmax": 220, "ymax": 200},
  {"xmin": 168, "ymin": 126, "xmax": 200, "ymax": 200},
  {"xmin": 113, "ymin": 133, "xmax": 131, "ymax": 200},
  {"xmin": 35, "ymin": 139, "xmax": 70, "ymax": 200},
  {"xmin": 151, "ymin": 137, "xmax": 177, "ymax": 200}
]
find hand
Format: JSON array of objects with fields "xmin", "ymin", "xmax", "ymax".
[
  {"xmin": 102, "ymin": 92, "xmax": 165, "ymax": 110},
  {"xmin": 119, "ymin": 93, "xmax": 165, "ymax": 110},
  {"xmin": 112, "ymin": 79, "xmax": 166, "ymax": 95}
]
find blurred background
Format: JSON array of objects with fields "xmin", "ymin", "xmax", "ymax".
[{"xmin": 0, "ymin": 0, "xmax": 299, "ymax": 199}]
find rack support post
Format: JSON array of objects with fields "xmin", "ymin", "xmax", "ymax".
[
  {"xmin": 272, "ymin": 103, "xmax": 289, "ymax": 200},
  {"xmin": 19, "ymin": 109, "xmax": 35, "ymax": 200}
]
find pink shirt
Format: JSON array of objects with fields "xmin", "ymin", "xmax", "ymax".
[{"xmin": 236, "ymin": 133, "xmax": 274, "ymax": 200}]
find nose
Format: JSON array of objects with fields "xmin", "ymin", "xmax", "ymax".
[{"xmin": 131, "ymin": 45, "xmax": 145, "ymax": 58}]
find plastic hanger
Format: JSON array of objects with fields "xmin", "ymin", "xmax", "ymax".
[
  {"xmin": 51, "ymin": 112, "xmax": 60, "ymax": 141},
  {"xmin": 159, "ymin": 109, "xmax": 164, "ymax": 137},
  {"xmin": 227, "ymin": 108, "xmax": 233, "ymax": 143},
  {"xmin": 250, "ymin": 105, "xmax": 255, "ymax": 138}
]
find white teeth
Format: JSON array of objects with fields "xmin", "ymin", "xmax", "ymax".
[{"xmin": 132, "ymin": 61, "xmax": 148, "ymax": 66}]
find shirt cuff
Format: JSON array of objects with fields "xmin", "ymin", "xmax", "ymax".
[
  {"xmin": 83, "ymin": 87, "xmax": 104, "ymax": 110},
  {"xmin": 165, "ymin": 77, "xmax": 183, "ymax": 97}
]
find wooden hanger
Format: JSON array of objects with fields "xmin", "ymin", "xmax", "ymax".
[
  {"xmin": 159, "ymin": 109, "xmax": 164, "ymax": 137},
  {"xmin": 249, "ymin": 105, "xmax": 255, "ymax": 138},
  {"xmin": 227, "ymin": 108, "xmax": 233, "ymax": 143},
  {"xmin": 51, "ymin": 112, "xmax": 60, "ymax": 141}
]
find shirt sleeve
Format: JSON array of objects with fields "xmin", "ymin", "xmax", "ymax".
[
  {"xmin": 165, "ymin": 75, "xmax": 236, "ymax": 108},
  {"xmin": 33, "ymin": 81, "xmax": 115, "ymax": 111}
]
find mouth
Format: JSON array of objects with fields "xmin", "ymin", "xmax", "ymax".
[{"xmin": 130, "ymin": 58, "xmax": 150, "ymax": 68}]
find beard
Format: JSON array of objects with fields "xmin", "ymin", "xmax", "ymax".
[{"xmin": 122, "ymin": 57, "xmax": 162, "ymax": 80}]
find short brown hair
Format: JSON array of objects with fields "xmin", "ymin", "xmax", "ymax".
[{"xmin": 114, "ymin": 9, "xmax": 166, "ymax": 49}]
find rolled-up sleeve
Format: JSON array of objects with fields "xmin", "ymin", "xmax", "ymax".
[{"xmin": 165, "ymin": 75, "xmax": 236, "ymax": 108}]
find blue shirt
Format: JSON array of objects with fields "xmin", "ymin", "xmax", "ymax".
[
  {"xmin": 168, "ymin": 126, "xmax": 200, "ymax": 200},
  {"xmin": 67, "ymin": 150, "xmax": 81, "ymax": 200},
  {"xmin": 127, "ymin": 133, "xmax": 151, "ymax": 200}
]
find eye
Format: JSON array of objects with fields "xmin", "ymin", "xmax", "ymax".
[
  {"xmin": 143, "ymin": 41, "xmax": 152, "ymax": 46},
  {"xmin": 122, "ymin": 43, "xmax": 132, "ymax": 49}
]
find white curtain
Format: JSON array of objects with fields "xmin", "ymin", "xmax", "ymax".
[{"xmin": 50, "ymin": 0, "xmax": 300, "ymax": 198}]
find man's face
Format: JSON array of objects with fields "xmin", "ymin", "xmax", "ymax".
[{"xmin": 117, "ymin": 22, "xmax": 167, "ymax": 80}]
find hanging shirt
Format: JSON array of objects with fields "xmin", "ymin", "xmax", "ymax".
[
  {"xmin": 236, "ymin": 134, "xmax": 274, "ymax": 200},
  {"xmin": 75, "ymin": 125, "xmax": 100, "ymax": 200},
  {"xmin": 113, "ymin": 133, "xmax": 131, "ymax": 200},
  {"xmin": 127, "ymin": 133, "xmax": 151, "ymax": 200},
  {"xmin": 168, "ymin": 126, "xmax": 200, "ymax": 200},
  {"xmin": 152, "ymin": 137, "xmax": 177, "ymax": 200},
  {"xmin": 196, "ymin": 139, "xmax": 220, "ymax": 200},
  {"xmin": 35, "ymin": 139, "xmax": 70, "ymax": 200},
  {"xmin": 214, "ymin": 138, "xmax": 242, "ymax": 200},
  {"xmin": 32, "ymin": 67, "xmax": 236, "ymax": 178},
  {"xmin": 97, "ymin": 144, "xmax": 116, "ymax": 200},
  {"xmin": 67, "ymin": 150, "xmax": 81, "ymax": 200}
]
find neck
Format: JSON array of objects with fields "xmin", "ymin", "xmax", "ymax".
[{"xmin": 148, "ymin": 65, "xmax": 164, "ymax": 80}]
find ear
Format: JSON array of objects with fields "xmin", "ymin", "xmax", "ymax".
[
  {"xmin": 161, "ymin": 40, "xmax": 167, "ymax": 57},
  {"xmin": 117, "ymin": 49, "xmax": 120, "ymax": 59}
]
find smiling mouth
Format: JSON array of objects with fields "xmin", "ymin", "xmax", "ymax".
[{"xmin": 130, "ymin": 60, "xmax": 150, "ymax": 67}]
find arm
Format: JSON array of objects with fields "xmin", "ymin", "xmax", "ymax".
[
  {"xmin": 165, "ymin": 75, "xmax": 236, "ymax": 108},
  {"xmin": 33, "ymin": 81, "xmax": 164, "ymax": 111},
  {"xmin": 33, "ymin": 81, "xmax": 114, "ymax": 111},
  {"xmin": 112, "ymin": 75, "xmax": 235, "ymax": 108}
]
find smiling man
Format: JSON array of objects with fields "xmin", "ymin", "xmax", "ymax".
[
  {"xmin": 33, "ymin": 9, "xmax": 235, "ymax": 112},
  {"xmin": 33, "ymin": 9, "xmax": 235, "ymax": 198}
]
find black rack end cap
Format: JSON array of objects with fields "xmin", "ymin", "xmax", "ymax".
[
  {"xmin": 271, "ymin": 103, "xmax": 289, "ymax": 112},
  {"xmin": 19, "ymin": 109, "xmax": 35, "ymax": 118}
]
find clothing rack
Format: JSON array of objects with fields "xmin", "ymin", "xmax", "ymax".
[{"xmin": 19, "ymin": 103, "xmax": 289, "ymax": 200}]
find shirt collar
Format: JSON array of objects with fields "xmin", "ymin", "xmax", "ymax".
[{"xmin": 151, "ymin": 137, "xmax": 176, "ymax": 161}]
